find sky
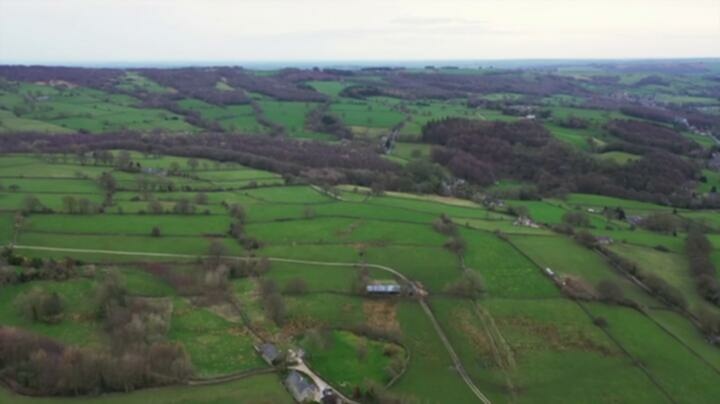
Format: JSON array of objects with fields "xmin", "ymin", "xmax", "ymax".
[{"xmin": 0, "ymin": 0, "xmax": 719, "ymax": 64}]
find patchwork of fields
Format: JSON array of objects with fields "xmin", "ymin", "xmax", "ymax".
[{"xmin": 1, "ymin": 153, "xmax": 719, "ymax": 403}]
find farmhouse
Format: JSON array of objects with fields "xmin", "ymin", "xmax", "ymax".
[
  {"xmin": 285, "ymin": 370, "xmax": 319, "ymax": 402},
  {"xmin": 256, "ymin": 343, "xmax": 282, "ymax": 365},
  {"xmin": 366, "ymin": 279, "xmax": 402, "ymax": 294},
  {"xmin": 514, "ymin": 216, "xmax": 540, "ymax": 228}
]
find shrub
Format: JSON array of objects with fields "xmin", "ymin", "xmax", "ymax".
[
  {"xmin": 596, "ymin": 280, "xmax": 624, "ymax": 303},
  {"xmin": 15, "ymin": 288, "xmax": 64, "ymax": 324},
  {"xmin": 444, "ymin": 270, "xmax": 484, "ymax": 299},
  {"xmin": 563, "ymin": 211, "xmax": 591, "ymax": 227}
]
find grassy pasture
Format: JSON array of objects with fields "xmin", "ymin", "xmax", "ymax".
[
  {"xmin": 299, "ymin": 329, "xmax": 401, "ymax": 396},
  {"xmin": 544, "ymin": 123, "xmax": 600, "ymax": 149},
  {"xmin": 591, "ymin": 229, "xmax": 685, "ymax": 253},
  {"xmin": 306, "ymin": 80, "xmax": 349, "ymax": 96},
  {"xmin": 285, "ymin": 293, "xmax": 365, "ymax": 329},
  {"xmin": 462, "ymin": 229, "xmax": 559, "ymax": 299},
  {"xmin": 609, "ymin": 243, "xmax": 715, "ymax": 312},
  {"xmin": 119, "ymin": 267, "xmax": 177, "ymax": 297},
  {"xmin": 0, "ymin": 162, "xmax": 109, "ymax": 178},
  {"xmin": 365, "ymin": 245, "xmax": 459, "ymax": 291},
  {"xmin": 646, "ymin": 309, "xmax": 720, "ymax": 370},
  {"xmin": 391, "ymin": 302, "xmax": 479, "ymax": 403},
  {"xmin": 509, "ymin": 234, "xmax": 658, "ymax": 307},
  {"xmin": 445, "ymin": 297, "xmax": 668, "ymax": 404},
  {"xmin": 390, "ymin": 142, "xmax": 432, "ymax": 161},
  {"xmin": 461, "ymin": 217, "xmax": 554, "ymax": 235},
  {"xmin": 267, "ymin": 261, "xmax": 385, "ymax": 293},
  {"xmin": 241, "ymin": 186, "xmax": 331, "ymax": 203},
  {"xmin": 312, "ymin": 201, "xmax": 437, "ymax": 223},
  {"xmin": 3, "ymin": 84, "xmax": 197, "ymax": 133},
  {"xmin": 399, "ymin": 100, "xmax": 486, "ymax": 135},
  {"xmin": 115, "ymin": 72, "xmax": 173, "ymax": 94},
  {"xmin": 260, "ymin": 244, "xmax": 362, "ymax": 263},
  {"xmin": 564, "ymin": 193, "xmax": 671, "ymax": 212},
  {"xmin": 0, "ymin": 211, "xmax": 15, "ymax": 244},
  {"xmin": 596, "ymin": 151, "xmax": 642, "ymax": 164},
  {"xmin": 0, "ymin": 278, "xmax": 103, "ymax": 346},
  {"xmin": 17, "ymin": 232, "xmax": 242, "ymax": 257},
  {"xmin": 366, "ymin": 195, "xmax": 493, "ymax": 220},
  {"xmin": 193, "ymin": 169, "xmax": 281, "ymax": 182},
  {"xmin": 330, "ymin": 100, "xmax": 404, "ymax": 129},
  {"xmin": 0, "ymin": 178, "xmax": 101, "ymax": 194},
  {"xmin": 0, "ymin": 374, "xmax": 293, "ymax": 403},
  {"xmin": 168, "ymin": 298, "xmax": 264, "ymax": 377},
  {"xmin": 24, "ymin": 214, "xmax": 232, "ymax": 236},
  {"xmin": 0, "ymin": 109, "xmax": 74, "ymax": 133},
  {"xmin": 491, "ymin": 296, "xmax": 658, "ymax": 401},
  {"xmin": 257, "ymin": 100, "xmax": 331, "ymax": 139},
  {"xmin": 586, "ymin": 303, "xmax": 720, "ymax": 403},
  {"xmin": 177, "ymin": 99, "xmax": 265, "ymax": 133}
]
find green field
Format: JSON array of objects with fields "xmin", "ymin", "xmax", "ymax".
[
  {"xmin": 2, "ymin": 145, "xmax": 720, "ymax": 403},
  {"xmin": 0, "ymin": 374, "xmax": 293, "ymax": 404}
]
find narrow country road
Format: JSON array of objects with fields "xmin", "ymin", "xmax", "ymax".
[{"xmin": 12, "ymin": 244, "xmax": 491, "ymax": 403}]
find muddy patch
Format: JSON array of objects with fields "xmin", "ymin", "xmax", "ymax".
[
  {"xmin": 499, "ymin": 316, "xmax": 615, "ymax": 356},
  {"xmin": 363, "ymin": 300, "xmax": 400, "ymax": 334},
  {"xmin": 455, "ymin": 308, "xmax": 496, "ymax": 363}
]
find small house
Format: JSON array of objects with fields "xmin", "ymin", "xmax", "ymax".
[
  {"xmin": 595, "ymin": 236, "xmax": 614, "ymax": 246},
  {"xmin": 256, "ymin": 343, "xmax": 281, "ymax": 365},
  {"xmin": 366, "ymin": 280, "xmax": 402, "ymax": 294},
  {"xmin": 285, "ymin": 370, "xmax": 318, "ymax": 402}
]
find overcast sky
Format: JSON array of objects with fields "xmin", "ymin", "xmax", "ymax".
[{"xmin": 1, "ymin": 0, "xmax": 718, "ymax": 64}]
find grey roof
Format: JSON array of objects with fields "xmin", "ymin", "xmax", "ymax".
[
  {"xmin": 259, "ymin": 343, "xmax": 280, "ymax": 362},
  {"xmin": 367, "ymin": 284, "xmax": 401, "ymax": 293},
  {"xmin": 286, "ymin": 370, "xmax": 317, "ymax": 395}
]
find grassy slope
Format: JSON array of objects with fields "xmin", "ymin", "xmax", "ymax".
[{"xmin": 0, "ymin": 374, "xmax": 293, "ymax": 404}]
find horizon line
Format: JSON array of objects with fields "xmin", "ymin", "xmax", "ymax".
[{"xmin": 1, "ymin": 57, "xmax": 719, "ymax": 69}]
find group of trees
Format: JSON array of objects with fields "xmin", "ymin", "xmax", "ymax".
[
  {"xmin": 605, "ymin": 119, "xmax": 701, "ymax": 155},
  {"xmin": 306, "ymin": 103, "xmax": 352, "ymax": 140},
  {"xmin": 432, "ymin": 214, "xmax": 466, "ymax": 257},
  {"xmin": 15, "ymin": 287, "xmax": 64, "ymax": 324},
  {"xmin": 0, "ymin": 270, "xmax": 192, "ymax": 396},
  {"xmin": 0, "ymin": 326, "xmax": 192, "ymax": 396},
  {"xmin": 422, "ymin": 117, "xmax": 703, "ymax": 205},
  {"xmin": 226, "ymin": 203, "xmax": 261, "ymax": 249},
  {"xmin": 0, "ymin": 133, "xmax": 401, "ymax": 190},
  {"xmin": 686, "ymin": 228, "xmax": 720, "ymax": 306},
  {"xmin": 259, "ymin": 279, "xmax": 286, "ymax": 326},
  {"xmin": 1, "ymin": 249, "xmax": 82, "ymax": 285},
  {"xmin": 61, "ymin": 196, "xmax": 102, "ymax": 214},
  {"xmin": 384, "ymin": 70, "xmax": 587, "ymax": 99}
]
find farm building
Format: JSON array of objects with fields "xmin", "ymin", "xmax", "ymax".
[
  {"xmin": 366, "ymin": 280, "xmax": 402, "ymax": 294},
  {"xmin": 256, "ymin": 343, "xmax": 281, "ymax": 365},
  {"xmin": 285, "ymin": 370, "xmax": 319, "ymax": 402}
]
